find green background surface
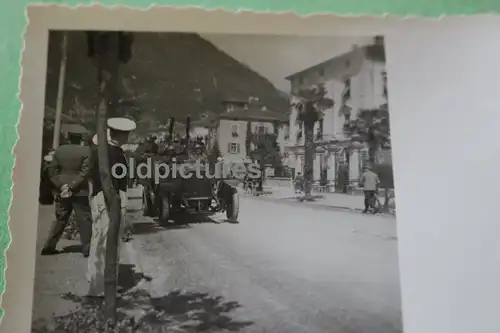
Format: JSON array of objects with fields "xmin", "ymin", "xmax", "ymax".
[{"xmin": 0, "ymin": 0, "xmax": 493, "ymax": 319}]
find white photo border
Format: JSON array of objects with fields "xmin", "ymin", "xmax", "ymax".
[{"xmin": 5, "ymin": 6, "xmax": 500, "ymax": 333}]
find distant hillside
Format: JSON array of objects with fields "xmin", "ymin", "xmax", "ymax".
[
  {"xmin": 278, "ymin": 90, "xmax": 290, "ymax": 100},
  {"xmin": 44, "ymin": 32, "xmax": 290, "ymax": 137}
]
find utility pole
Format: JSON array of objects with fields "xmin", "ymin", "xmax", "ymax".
[{"xmin": 52, "ymin": 32, "xmax": 68, "ymax": 149}]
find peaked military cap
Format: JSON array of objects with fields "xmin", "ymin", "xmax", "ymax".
[{"xmin": 108, "ymin": 117, "xmax": 137, "ymax": 132}]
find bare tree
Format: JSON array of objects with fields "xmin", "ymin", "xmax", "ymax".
[{"xmin": 87, "ymin": 31, "xmax": 134, "ymax": 326}]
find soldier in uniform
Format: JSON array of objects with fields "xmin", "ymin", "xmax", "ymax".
[
  {"xmin": 41, "ymin": 130, "xmax": 92, "ymax": 257},
  {"xmin": 87, "ymin": 117, "xmax": 136, "ymax": 297},
  {"xmin": 149, "ymin": 135, "xmax": 159, "ymax": 154}
]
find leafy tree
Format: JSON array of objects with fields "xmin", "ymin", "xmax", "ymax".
[
  {"xmin": 250, "ymin": 133, "xmax": 281, "ymax": 170},
  {"xmin": 343, "ymin": 106, "xmax": 392, "ymax": 211},
  {"xmin": 343, "ymin": 107, "xmax": 390, "ymax": 163},
  {"xmin": 292, "ymin": 84, "xmax": 334, "ymax": 199}
]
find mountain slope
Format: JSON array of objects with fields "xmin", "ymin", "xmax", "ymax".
[{"xmin": 44, "ymin": 32, "xmax": 290, "ymax": 135}]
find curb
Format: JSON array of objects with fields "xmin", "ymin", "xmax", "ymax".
[{"xmin": 241, "ymin": 193, "xmax": 396, "ymax": 218}]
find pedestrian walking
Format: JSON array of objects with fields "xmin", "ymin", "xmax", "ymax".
[
  {"xmin": 359, "ymin": 164, "xmax": 381, "ymax": 214},
  {"xmin": 40, "ymin": 130, "xmax": 92, "ymax": 257},
  {"xmin": 86, "ymin": 117, "xmax": 136, "ymax": 297},
  {"xmin": 294, "ymin": 172, "xmax": 304, "ymax": 193}
]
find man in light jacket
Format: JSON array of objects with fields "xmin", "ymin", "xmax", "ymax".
[
  {"xmin": 87, "ymin": 117, "xmax": 136, "ymax": 297},
  {"xmin": 359, "ymin": 164, "xmax": 380, "ymax": 214}
]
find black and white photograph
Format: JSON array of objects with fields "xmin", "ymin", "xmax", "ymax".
[{"xmin": 32, "ymin": 30, "xmax": 400, "ymax": 333}]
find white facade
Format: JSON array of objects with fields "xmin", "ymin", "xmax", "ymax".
[
  {"xmin": 285, "ymin": 43, "xmax": 387, "ymax": 185},
  {"xmin": 190, "ymin": 100, "xmax": 289, "ymax": 165},
  {"xmin": 217, "ymin": 119, "xmax": 288, "ymax": 163},
  {"xmin": 217, "ymin": 119, "xmax": 248, "ymax": 162}
]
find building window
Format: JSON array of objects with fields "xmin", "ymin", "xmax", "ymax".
[
  {"xmin": 231, "ymin": 124, "xmax": 238, "ymax": 137},
  {"xmin": 298, "ymin": 77, "xmax": 304, "ymax": 84},
  {"xmin": 258, "ymin": 126, "xmax": 266, "ymax": 134},
  {"xmin": 319, "ymin": 69, "xmax": 325, "ymax": 77},
  {"xmin": 228, "ymin": 143, "xmax": 240, "ymax": 154}
]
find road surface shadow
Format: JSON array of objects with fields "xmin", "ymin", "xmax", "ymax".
[
  {"xmin": 49, "ymin": 268, "xmax": 252, "ymax": 332},
  {"xmin": 129, "ymin": 212, "xmax": 222, "ymax": 236},
  {"xmin": 34, "ymin": 252, "xmax": 252, "ymax": 332},
  {"xmin": 146, "ymin": 290, "xmax": 254, "ymax": 331},
  {"xmin": 59, "ymin": 264, "xmax": 152, "ymax": 305},
  {"xmin": 62, "ymin": 244, "xmax": 83, "ymax": 253},
  {"xmin": 132, "ymin": 221, "xmax": 168, "ymax": 235},
  {"xmin": 171, "ymin": 213, "xmax": 219, "ymax": 225},
  {"xmin": 118, "ymin": 264, "xmax": 153, "ymax": 292}
]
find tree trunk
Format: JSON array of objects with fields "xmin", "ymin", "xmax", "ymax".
[
  {"xmin": 344, "ymin": 148, "xmax": 350, "ymax": 193},
  {"xmin": 303, "ymin": 118, "xmax": 315, "ymax": 198},
  {"xmin": 245, "ymin": 121, "xmax": 252, "ymax": 158},
  {"xmin": 368, "ymin": 145, "xmax": 377, "ymax": 164},
  {"xmin": 52, "ymin": 32, "xmax": 68, "ymax": 149},
  {"xmin": 95, "ymin": 32, "xmax": 122, "ymax": 326}
]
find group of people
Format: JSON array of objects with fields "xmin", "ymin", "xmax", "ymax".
[
  {"xmin": 135, "ymin": 133, "xmax": 206, "ymax": 160},
  {"xmin": 40, "ymin": 117, "xmax": 137, "ymax": 298},
  {"xmin": 242, "ymin": 162, "xmax": 264, "ymax": 193}
]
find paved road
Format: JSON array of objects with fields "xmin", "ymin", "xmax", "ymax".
[
  {"xmin": 31, "ymin": 205, "xmax": 139, "ymax": 324},
  {"xmin": 130, "ymin": 195, "xmax": 403, "ymax": 333}
]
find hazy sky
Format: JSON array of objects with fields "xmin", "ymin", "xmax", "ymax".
[{"xmin": 202, "ymin": 34, "xmax": 375, "ymax": 92}]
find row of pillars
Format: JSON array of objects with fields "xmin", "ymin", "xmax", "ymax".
[{"xmin": 292, "ymin": 149, "xmax": 363, "ymax": 183}]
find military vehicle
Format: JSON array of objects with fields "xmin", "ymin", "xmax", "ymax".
[{"xmin": 139, "ymin": 116, "xmax": 239, "ymax": 225}]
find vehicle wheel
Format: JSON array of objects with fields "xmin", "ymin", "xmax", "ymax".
[
  {"xmin": 142, "ymin": 189, "xmax": 152, "ymax": 217},
  {"xmin": 226, "ymin": 190, "xmax": 239, "ymax": 223},
  {"xmin": 158, "ymin": 195, "xmax": 171, "ymax": 225}
]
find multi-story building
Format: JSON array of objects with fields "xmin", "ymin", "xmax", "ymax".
[
  {"xmin": 284, "ymin": 36, "xmax": 387, "ymax": 186},
  {"xmin": 191, "ymin": 98, "xmax": 289, "ymax": 166}
]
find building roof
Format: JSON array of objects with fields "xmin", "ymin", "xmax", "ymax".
[
  {"xmin": 221, "ymin": 98, "xmax": 249, "ymax": 104},
  {"xmin": 217, "ymin": 108, "xmax": 288, "ymax": 123},
  {"xmin": 284, "ymin": 41, "xmax": 385, "ymax": 81},
  {"xmin": 191, "ymin": 112, "xmax": 219, "ymax": 128},
  {"xmin": 191, "ymin": 118, "xmax": 218, "ymax": 128}
]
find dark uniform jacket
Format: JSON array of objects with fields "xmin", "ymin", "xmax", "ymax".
[
  {"xmin": 90, "ymin": 143, "xmax": 128, "ymax": 197},
  {"xmin": 48, "ymin": 144, "xmax": 92, "ymax": 196}
]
